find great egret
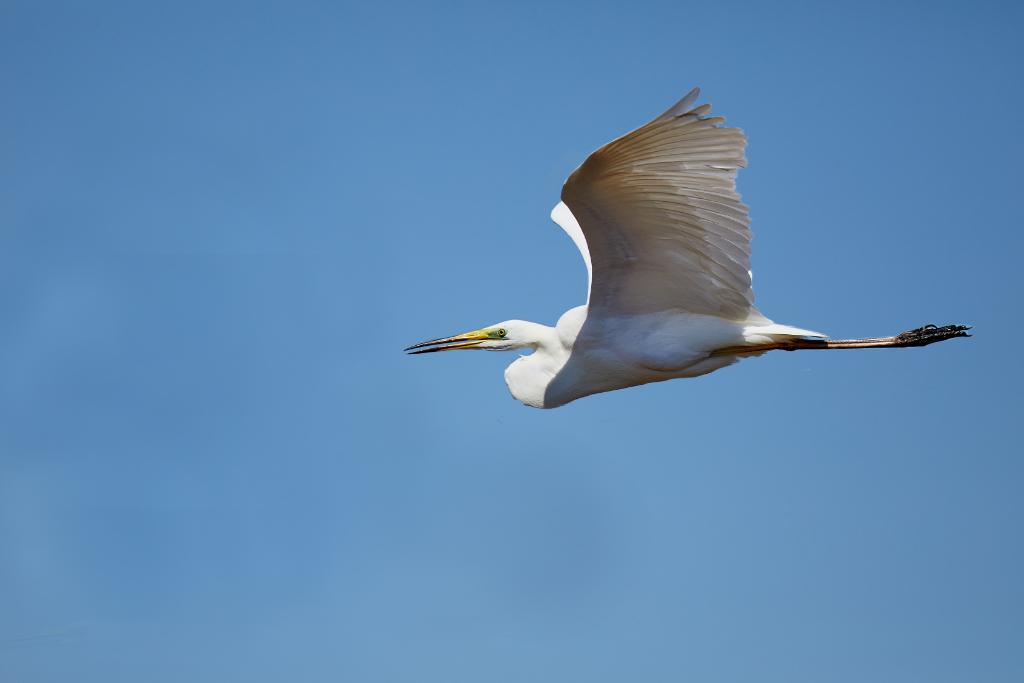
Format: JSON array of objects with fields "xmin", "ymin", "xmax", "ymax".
[{"xmin": 408, "ymin": 88, "xmax": 969, "ymax": 408}]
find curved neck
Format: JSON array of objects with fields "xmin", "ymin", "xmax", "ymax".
[
  {"xmin": 503, "ymin": 322, "xmax": 571, "ymax": 409},
  {"xmin": 519, "ymin": 321, "xmax": 562, "ymax": 353}
]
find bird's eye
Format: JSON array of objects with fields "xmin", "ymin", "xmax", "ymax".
[{"xmin": 497, "ymin": 328, "xmax": 507, "ymax": 337}]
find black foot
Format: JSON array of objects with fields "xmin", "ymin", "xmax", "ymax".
[{"xmin": 893, "ymin": 324, "xmax": 972, "ymax": 347}]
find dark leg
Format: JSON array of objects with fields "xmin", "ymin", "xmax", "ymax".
[{"xmin": 711, "ymin": 324, "xmax": 971, "ymax": 357}]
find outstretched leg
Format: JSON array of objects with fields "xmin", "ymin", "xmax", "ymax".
[{"xmin": 711, "ymin": 324, "xmax": 971, "ymax": 357}]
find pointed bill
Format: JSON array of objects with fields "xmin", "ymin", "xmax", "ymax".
[{"xmin": 405, "ymin": 330, "xmax": 492, "ymax": 354}]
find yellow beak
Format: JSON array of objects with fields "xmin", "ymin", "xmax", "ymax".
[{"xmin": 405, "ymin": 329, "xmax": 492, "ymax": 354}]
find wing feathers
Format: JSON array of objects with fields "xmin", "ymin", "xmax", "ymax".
[{"xmin": 561, "ymin": 90, "xmax": 768, "ymax": 322}]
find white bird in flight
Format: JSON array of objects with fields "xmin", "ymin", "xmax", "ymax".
[{"xmin": 408, "ymin": 88, "xmax": 969, "ymax": 408}]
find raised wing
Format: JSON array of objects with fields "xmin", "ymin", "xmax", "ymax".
[{"xmin": 560, "ymin": 87, "xmax": 770, "ymax": 323}]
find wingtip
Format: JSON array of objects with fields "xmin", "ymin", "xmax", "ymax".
[{"xmin": 655, "ymin": 87, "xmax": 701, "ymax": 122}]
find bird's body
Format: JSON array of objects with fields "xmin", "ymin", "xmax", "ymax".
[
  {"xmin": 409, "ymin": 88, "xmax": 969, "ymax": 408},
  {"xmin": 497, "ymin": 304, "xmax": 819, "ymax": 408}
]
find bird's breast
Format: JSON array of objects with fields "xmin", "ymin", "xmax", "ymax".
[{"xmin": 504, "ymin": 353, "xmax": 559, "ymax": 409}]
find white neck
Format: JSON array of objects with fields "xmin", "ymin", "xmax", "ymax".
[{"xmin": 502, "ymin": 307, "xmax": 586, "ymax": 408}]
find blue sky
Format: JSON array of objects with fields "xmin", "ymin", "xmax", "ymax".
[{"xmin": 1, "ymin": 1, "xmax": 1022, "ymax": 681}]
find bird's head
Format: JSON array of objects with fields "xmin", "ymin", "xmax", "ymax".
[{"xmin": 405, "ymin": 321, "xmax": 534, "ymax": 354}]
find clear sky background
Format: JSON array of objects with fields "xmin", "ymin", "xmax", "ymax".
[{"xmin": 1, "ymin": 1, "xmax": 1022, "ymax": 681}]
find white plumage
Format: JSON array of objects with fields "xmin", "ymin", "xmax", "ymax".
[{"xmin": 408, "ymin": 88, "xmax": 969, "ymax": 408}]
